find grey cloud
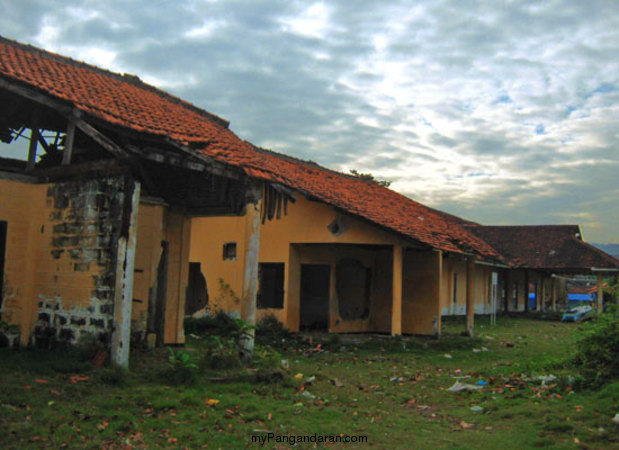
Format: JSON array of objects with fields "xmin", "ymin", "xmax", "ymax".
[{"xmin": 1, "ymin": 0, "xmax": 618, "ymax": 241}]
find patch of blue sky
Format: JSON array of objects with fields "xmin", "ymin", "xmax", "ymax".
[{"xmin": 495, "ymin": 94, "xmax": 512, "ymax": 104}]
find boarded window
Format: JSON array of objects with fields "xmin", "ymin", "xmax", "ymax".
[
  {"xmin": 336, "ymin": 258, "xmax": 371, "ymax": 320},
  {"xmin": 258, "ymin": 263, "xmax": 285, "ymax": 309},
  {"xmin": 0, "ymin": 221, "xmax": 6, "ymax": 311},
  {"xmin": 222, "ymin": 242, "xmax": 237, "ymax": 260}
]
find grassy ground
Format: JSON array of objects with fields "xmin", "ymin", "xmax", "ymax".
[{"xmin": 0, "ymin": 316, "xmax": 617, "ymax": 449}]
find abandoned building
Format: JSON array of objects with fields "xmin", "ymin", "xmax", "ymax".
[
  {"xmin": 1, "ymin": 36, "xmax": 618, "ymax": 365},
  {"xmin": 465, "ymin": 225, "xmax": 619, "ymax": 313},
  {"xmin": 0, "ymin": 36, "xmax": 273, "ymax": 366}
]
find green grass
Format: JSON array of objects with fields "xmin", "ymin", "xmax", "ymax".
[{"xmin": 0, "ymin": 316, "xmax": 617, "ymax": 448}]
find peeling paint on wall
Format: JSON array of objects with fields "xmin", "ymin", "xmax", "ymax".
[{"xmin": 32, "ymin": 176, "xmax": 133, "ymax": 348}]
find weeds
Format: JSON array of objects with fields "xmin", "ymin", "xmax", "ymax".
[{"xmin": 572, "ymin": 304, "xmax": 619, "ymax": 386}]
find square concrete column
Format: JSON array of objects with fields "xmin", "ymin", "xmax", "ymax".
[
  {"xmin": 551, "ymin": 277, "xmax": 557, "ymax": 312},
  {"xmin": 111, "ymin": 180, "xmax": 141, "ymax": 369},
  {"xmin": 465, "ymin": 257, "xmax": 475, "ymax": 336},
  {"xmin": 391, "ymin": 244, "xmax": 403, "ymax": 336},
  {"xmin": 240, "ymin": 182, "xmax": 262, "ymax": 360}
]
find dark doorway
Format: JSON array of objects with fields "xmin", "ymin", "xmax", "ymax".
[
  {"xmin": 186, "ymin": 262, "xmax": 208, "ymax": 315},
  {"xmin": 148, "ymin": 241, "xmax": 168, "ymax": 347},
  {"xmin": 0, "ymin": 221, "xmax": 6, "ymax": 316},
  {"xmin": 336, "ymin": 258, "xmax": 371, "ymax": 320},
  {"xmin": 300, "ymin": 264, "xmax": 330, "ymax": 330}
]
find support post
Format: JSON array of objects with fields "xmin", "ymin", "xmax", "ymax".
[
  {"xmin": 597, "ymin": 273, "xmax": 604, "ymax": 312},
  {"xmin": 551, "ymin": 276, "xmax": 557, "ymax": 312},
  {"xmin": 61, "ymin": 117, "xmax": 76, "ymax": 165},
  {"xmin": 436, "ymin": 250, "xmax": 443, "ymax": 337},
  {"xmin": 111, "ymin": 179, "xmax": 141, "ymax": 369},
  {"xmin": 535, "ymin": 277, "xmax": 541, "ymax": 312},
  {"xmin": 391, "ymin": 244, "xmax": 403, "ymax": 336},
  {"xmin": 240, "ymin": 182, "xmax": 262, "ymax": 360},
  {"xmin": 26, "ymin": 128, "xmax": 39, "ymax": 171},
  {"xmin": 524, "ymin": 270, "xmax": 530, "ymax": 313},
  {"xmin": 465, "ymin": 257, "xmax": 475, "ymax": 336},
  {"xmin": 503, "ymin": 270, "xmax": 510, "ymax": 313},
  {"xmin": 540, "ymin": 275, "xmax": 546, "ymax": 312}
]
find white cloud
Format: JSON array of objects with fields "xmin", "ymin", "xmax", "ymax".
[{"xmin": 279, "ymin": 3, "xmax": 333, "ymax": 39}]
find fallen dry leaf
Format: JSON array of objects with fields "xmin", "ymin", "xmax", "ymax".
[
  {"xmin": 460, "ymin": 421, "xmax": 475, "ymax": 429},
  {"xmin": 205, "ymin": 398, "xmax": 220, "ymax": 407}
]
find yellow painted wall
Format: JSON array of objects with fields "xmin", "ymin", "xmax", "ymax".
[
  {"xmin": 0, "ymin": 179, "xmax": 46, "ymax": 341},
  {"xmin": 1, "ymin": 178, "xmax": 127, "ymax": 344},
  {"xmin": 0, "ymin": 177, "xmax": 190, "ymax": 346},
  {"xmin": 402, "ymin": 250, "xmax": 441, "ymax": 335},
  {"xmin": 190, "ymin": 194, "xmax": 403, "ymax": 332},
  {"xmin": 440, "ymin": 258, "xmax": 495, "ymax": 316},
  {"xmin": 132, "ymin": 203, "xmax": 191, "ymax": 345}
]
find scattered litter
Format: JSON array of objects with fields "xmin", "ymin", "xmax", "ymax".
[
  {"xmin": 294, "ymin": 373, "xmax": 303, "ymax": 379},
  {"xmin": 447, "ymin": 381, "xmax": 482, "ymax": 392},
  {"xmin": 470, "ymin": 406, "xmax": 484, "ymax": 413},
  {"xmin": 281, "ymin": 360, "xmax": 289, "ymax": 370},
  {"xmin": 481, "ymin": 347, "xmax": 489, "ymax": 352},
  {"xmin": 473, "ymin": 348, "xmax": 481, "ymax": 353},
  {"xmin": 390, "ymin": 376, "xmax": 404, "ymax": 383},
  {"xmin": 537, "ymin": 375, "xmax": 557, "ymax": 385},
  {"xmin": 612, "ymin": 413, "xmax": 619, "ymax": 424},
  {"xmin": 330, "ymin": 378, "xmax": 344, "ymax": 387},
  {"xmin": 485, "ymin": 335, "xmax": 495, "ymax": 340},
  {"xmin": 476, "ymin": 380, "xmax": 487, "ymax": 386},
  {"xmin": 304, "ymin": 376, "xmax": 316, "ymax": 385},
  {"xmin": 444, "ymin": 354, "xmax": 453, "ymax": 359},
  {"xmin": 454, "ymin": 369, "xmax": 462, "ymax": 374},
  {"xmin": 301, "ymin": 391, "xmax": 315, "ymax": 400},
  {"xmin": 505, "ymin": 342, "xmax": 514, "ymax": 348}
]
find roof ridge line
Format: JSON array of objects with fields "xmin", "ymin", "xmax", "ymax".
[{"xmin": 0, "ymin": 34, "xmax": 230, "ymax": 129}]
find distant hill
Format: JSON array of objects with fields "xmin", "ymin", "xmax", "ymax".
[{"xmin": 591, "ymin": 243, "xmax": 619, "ymax": 259}]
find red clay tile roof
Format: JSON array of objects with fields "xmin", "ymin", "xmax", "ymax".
[
  {"xmin": 234, "ymin": 147, "xmax": 502, "ymax": 259},
  {"xmin": 465, "ymin": 225, "xmax": 619, "ymax": 271},
  {"xmin": 0, "ymin": 36, "xmax": 514, "ymax": 260}
]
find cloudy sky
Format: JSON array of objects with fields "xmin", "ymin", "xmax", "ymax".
[{"xmin": 1, "ymin": 0, "xmax": 618, "ymax": 243}]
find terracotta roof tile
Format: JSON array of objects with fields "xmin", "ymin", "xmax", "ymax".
[
  {"xmin": 465, "ymin": 225, "xmax": 619, "ymax": 271},
  {"xmin": 0, "ymin": 36, "xmax": 503, "ymax": 260}
]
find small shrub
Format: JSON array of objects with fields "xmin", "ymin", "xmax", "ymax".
[
  {"xmin": 572, "ymin": 305, "xmax": 619, "ymax": 386},
  {"xmin": 202, "ymin": 336, "xmax": 242, "ymax": 370},
  {"xmin": 165, "ymin": 347, "xmax": 199, "ymax": 385},
  {"xmin": 184, "ymin": 311, "xmax": 239, "ymax": 336},
  {"xmin": 256, "ymin": 315, "xmax": 297, "ymax": 348}
]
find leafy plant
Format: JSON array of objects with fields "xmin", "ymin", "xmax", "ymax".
[
  {"xmin": 167, "ymin": 347, "xmax": 198, "ymax": 371},
  {"xmin": 572, "ymin": 304, "xmax": 619, "ymax": 386},
  {"xmin": 203, "ymin": 335, "xmax": 241, "ymax": 370}
]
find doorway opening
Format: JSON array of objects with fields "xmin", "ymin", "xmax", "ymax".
[{"xmin": 300, "ymin": 264, "xmax": 330, "ymax": 330}]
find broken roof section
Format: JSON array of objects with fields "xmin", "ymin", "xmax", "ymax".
[
  {"xmin": 465, "ymin": 225, "xmax": 619, "ymax": 273},
  {"xmin": 0, "ymin": 36, "xmax": 523, "ymax": 261}
]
